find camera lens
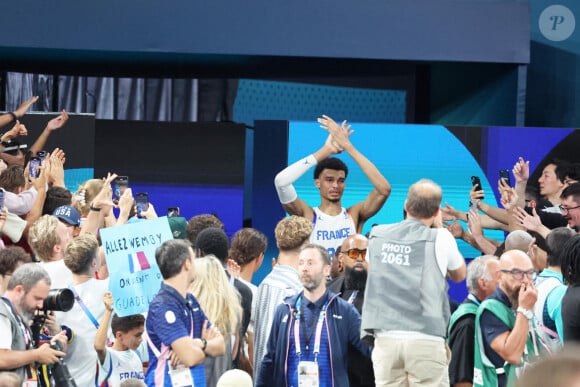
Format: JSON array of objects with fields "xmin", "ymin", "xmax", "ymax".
[{"xmin": 43, "ymin": 288, "xmax": 75, "ymax": 312}]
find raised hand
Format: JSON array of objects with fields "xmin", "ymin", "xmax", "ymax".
[
  {"xmin": 445, "ymin": 218, "xmax": 464, "ymax": 239},
  {"xmin": 318, "ymin": 114, "xmax": 354, "ymax": 152},
  {"xmin": 513, "ymin": 207, "xmax": 542, "ymax": 232},
  {"xmin": 467, "ymin": 208, "xmax": 483, "ymax": 237},
  {"xmin": 13, "ymin": 96, "xmax": 39, "ymax": 118},
  {"xmin": 46, "ymin": 110, "xmax": 69, "ymax": 132},
  {"xmin": 441, "ymin": 202, "xmax": 460, "ymax": 221},
  {"xmin": 47, "ymin": 153, "xmax": 65, "ymax": 187},
  {"xmin": 500, "ymin": 185, "xmax": 518, "ymax": 210},
  {"xmin": 469, "ymin": 185, "xmax": 484, "ymax": 204},
  {"xmin": 512, "ymin": 156, "xmax": 530, "ymax": 183},
  {"xmin": 50, "ymin": 148, "xmax": 66, "ymax": 164},
  {"xmin": 93, "ymin": 173, "xmax": 117, "ymax": 210},
  {"xmin": 4, "ymin": 121, "xmax": 28, "ymax": 141},
  {"xmin": 518, "ymin": 281, "xmax": 538, "ymax": 310},
  {"xmin": 103, "ymin": 292, "xmax": 114, "ymax": 312}
]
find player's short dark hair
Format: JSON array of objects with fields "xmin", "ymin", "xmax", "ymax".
[{"xmin": 313, "ymin": 157, "xmax": 348, "ymax": 179}]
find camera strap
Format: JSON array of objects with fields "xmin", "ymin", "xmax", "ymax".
[{"xmin": 67, "ymin": 285, "xmax": 99, "ymax": 329}]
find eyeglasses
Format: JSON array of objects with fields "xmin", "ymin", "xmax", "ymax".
[
  {"xmin": 559, "ymin": 204, "xmax": 580, "ymax": 214},
  {"xmin": 341, "ymin": 248, "xmax": 367, "ymax": 260},
  {"xmin": 500, "ymin": 269, "xmax": 537, "ymax": 281}
]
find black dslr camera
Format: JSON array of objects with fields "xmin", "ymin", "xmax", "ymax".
[
  {"xmin": 42, "ymin": 288, "xmax": 75, "ymax": 312},
  {"xmin": 47, "ymin": 340, "xmax": 77, "ymax": 387},
  {"xmin": 30, "ymin": 288, "xmax": 78, "ymax": 387}
]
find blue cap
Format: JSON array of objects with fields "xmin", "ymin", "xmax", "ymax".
[{"xmin": 52, "ymin": 205, "xmax": 81, "ymax": 227}]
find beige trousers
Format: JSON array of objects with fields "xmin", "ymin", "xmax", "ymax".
[{"xmin": 372, "ymin": 336, "xmax": 451, "ymax": 387}]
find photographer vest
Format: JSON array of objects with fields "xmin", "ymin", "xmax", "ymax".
[
  {"xmin": 0, "ymin": 297, "xmax": 31, "ymax": 381},
  {"xmin": 473, "ymin": 299, "xmax": 537, "ymax": 387},
  {"xmin": 447, "ymin": 301, "xmax": 479, "ymax": 342},
  {"xmin": 361, "ymin": 219, "xmax": 449, "ymax": 337}
]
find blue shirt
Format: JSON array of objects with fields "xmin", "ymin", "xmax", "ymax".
[
  {"xmin": 145, "ymin": 283, "xmax": 209, "ymax": 387},
  {"xmin": 287, "ymin": 291, "xmax": 332, "ymax": 387}
]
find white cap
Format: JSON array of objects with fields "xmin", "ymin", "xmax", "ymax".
[{"xmin": 217, "ymin": 369, "xmax": 252, "ymax": 387}]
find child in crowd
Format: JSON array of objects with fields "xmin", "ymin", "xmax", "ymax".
[{"xmin": 95, "ymin": 292, "xmax": 145, "ymax": 387}]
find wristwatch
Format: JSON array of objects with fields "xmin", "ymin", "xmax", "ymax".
[
  {"xmin": 0, "ymin": 135, "xmax": 11, "ymax": 147},
  {"xmin": 516, "ymin": 307, "xmax": 533, "ymax": 320}
]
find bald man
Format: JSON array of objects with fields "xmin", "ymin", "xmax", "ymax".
[
  {"xmin": 473, "ymin": 250, "xmax": 539, "ymax": 387},
  {"xmin": 504, "ymin": 230, "xmax": 533, "ymax": 252},
  {"xmin": 362, "ymin": 179, "xmax": 466, "ymax": 387}
]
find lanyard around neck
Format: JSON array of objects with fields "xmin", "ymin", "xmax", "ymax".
[
  {"xmin": 68, "ymin": 284, "xmax": 100, "ymax": 329},
  {"xmin": 293, "ymin": 295, "xmax": 329, "ymax": 357},
  {"xmin": 347, "ymin": 290, "xmax": 358, "ymax": 304}
]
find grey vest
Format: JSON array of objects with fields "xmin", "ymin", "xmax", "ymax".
[
  {"xmin": 361, "ymin": 219, "xmax": 450, "ymax": 337},
  {"xmin": 0, "ymin": 297, "xmax": 29, "ymax": 380}
]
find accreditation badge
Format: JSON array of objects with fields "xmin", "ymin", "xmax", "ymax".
[
  {"xmin": 24, "ymin": 363, "xmax": 38, "ymax": 387},
  {"xmin": 298, "ymin": 361, "xmax": 319, "ymax": 387},
  {"xmin": 168, "ymin": 363, "xmax": 194, "ymax": 387}
]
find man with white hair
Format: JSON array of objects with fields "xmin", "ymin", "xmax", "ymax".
[{"xmin": 448, "ymin": 256, "xmax": 499, "ymax": 387}]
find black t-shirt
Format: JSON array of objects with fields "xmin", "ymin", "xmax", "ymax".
[
  {"xmin": 232, "ymin": 277, "xmax": 252, "ymax": 337},
  {"xmin": 562, "ymin": 284, "xmax": 580, "ymax": 342},
  {"xmin": 448, "ymin": 299, "xmax": 477, "ymax": 384},
  {"xmin": 534, "ymin": 199, "xmax": 568, "ymax": 229},
  {"xmin": 327, "ymin": 276, "xmax": 375, "ymax": 387}
]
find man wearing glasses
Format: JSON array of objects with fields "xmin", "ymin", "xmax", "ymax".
[
  {"xmin": 560, "ymin": 183, "xmax": 580, "ymax": 233},
  {"xmin": 328, "ymin": 234, "xmax": 374, "ymax": 387},
  {"xmin": 473, "ymin": 250, "xmax": 538, "ymax": 387}
]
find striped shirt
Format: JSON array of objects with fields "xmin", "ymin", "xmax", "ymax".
[{"xmin": 253, "ymin": 264, "xmax": 302, "ymax": 378}]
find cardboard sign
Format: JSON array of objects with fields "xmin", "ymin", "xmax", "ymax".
[{"xmin": 101, "ymin": 217, "xmax": 173, "ymax": 316}]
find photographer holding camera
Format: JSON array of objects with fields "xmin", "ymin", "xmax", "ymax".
[{"xmin": 0, "ymin": 263, "xmax": 68, "ymax": 384}]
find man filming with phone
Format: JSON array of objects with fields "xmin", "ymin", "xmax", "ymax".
[{"xmin": 0, "ymin": 263, "xmax": 68, "ymax": 384}]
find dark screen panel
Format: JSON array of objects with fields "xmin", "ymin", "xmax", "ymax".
[
  {"xmin": 7, "ymin": 112, "xmax": 95, "ymax": 170},
  {"xmin": 94, "ymin": 120, "xmax": 246, "ymax": 184}
]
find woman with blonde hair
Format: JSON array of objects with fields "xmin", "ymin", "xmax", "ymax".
[
  {"xmin": 190, "ymin": 254, "xmax": 242, "ymax": 387},
  {"xmin": 74, "ymin": 178, "xmax": 104, "ymax": 217}
]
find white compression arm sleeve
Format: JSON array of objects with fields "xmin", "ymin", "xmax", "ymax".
[{"xmin": 274, "ymin": 154, "xmax": 318, "ymax": 204}]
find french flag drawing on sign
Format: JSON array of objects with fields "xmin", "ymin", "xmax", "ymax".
[{"xmin": 128, "ymin": 251, "xmax": 151, "ymax": 273}]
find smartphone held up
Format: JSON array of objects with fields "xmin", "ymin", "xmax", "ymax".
[{"xmin": 135, "ymin": 192, "xmax": 149, "ymax": 218}]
